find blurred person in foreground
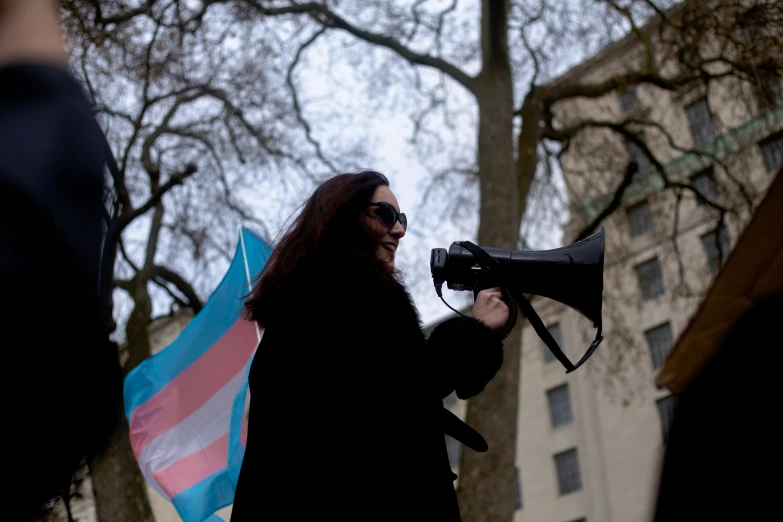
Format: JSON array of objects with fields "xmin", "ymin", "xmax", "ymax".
[
  {"xmin": 0, "ymin": 0, "xmax": 120, "ymax": 519},
  {"xmin": 232, "ymin": 171, "xmax": 509, "ymax": 521}
]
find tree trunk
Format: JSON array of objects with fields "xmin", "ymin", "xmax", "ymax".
[
  {"xmin": 88, "ymin": 276, "xmax": 156, "ymax": 522},
  {"xmin": 475, "ymin": 0, "xmax": 518, "ymax": 247},
  {"xmin": 89, "ymin": 203, "xmax": 164, "ymax": 521},
  {"xmin": 516, "ymin": 92, "xmax": 541, "ymax": 226},
  {"xmin": 88, "ymin": 283, "xmax": 156, "ymax": 522},
  {"xmin": 124, "ymin": 277, "xmax": 154, "ymax": 371},
  {"xmin": 456, "ymin": 1, "xmax": 521, "ymax": 521},
  {"xmin": 457, "ymin": 328, "xmax": 522, "ymax": 522},
  {"xmin": 88, "ymin": 401, "xmax": 155, "ymax": 522}
]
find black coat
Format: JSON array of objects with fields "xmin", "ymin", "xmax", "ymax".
[{"xmin": 231, "ymin": 260, "xmax": 504, "ymax": 521}]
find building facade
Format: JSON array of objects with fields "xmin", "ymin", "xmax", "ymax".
[{"xmin": 442, "ymin": 8, "xmax": 782, "ymax": 522}]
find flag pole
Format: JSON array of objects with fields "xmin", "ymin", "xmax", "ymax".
[{"xmin": 238, "ymin": 219, "xmax": 262, "ymax": 343}]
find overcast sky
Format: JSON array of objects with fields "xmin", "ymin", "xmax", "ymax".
[
  {"xmin": 255, "ymin": 25, "xmax": 569, "ymax": 326},
  {"xmin": 113, "ymin": 0, "xmax": 631, "ymax": 336}
]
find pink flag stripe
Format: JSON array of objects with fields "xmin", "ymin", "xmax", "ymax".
[
  {"xmin": 129, "ymin": 319, "xmax": 258, "ymax": 458},
  {"xmin": 141, "ymin": 464, "xmax": 172, "ymax": 501},
  {"xmin": 152, "ymin": 433, "xmax": 229, "ymax": 498},
  {"xmin": 137, "ymin": 368, "xmax": 246, "ymax": 476}
]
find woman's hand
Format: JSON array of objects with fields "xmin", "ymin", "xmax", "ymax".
[{"xmin": 472, "ymin": 288, "xmax": 509, "ymax": 333}]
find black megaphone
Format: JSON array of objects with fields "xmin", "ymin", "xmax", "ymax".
[{"xmin": 430, "ymin": 227, "xmax": 605, "ymax": 373}]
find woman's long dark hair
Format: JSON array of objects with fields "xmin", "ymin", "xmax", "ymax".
[{"xmin": 243, "ymin": 170, "xmax": 394, "ymax": 326}]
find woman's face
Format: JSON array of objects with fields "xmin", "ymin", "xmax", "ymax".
[{"xmin": 366, "ymin": 185, "xmax": 406, "ymax": 267}]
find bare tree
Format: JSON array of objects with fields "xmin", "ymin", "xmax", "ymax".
[
  {"xmin": 221, "ymin": 1, "xmax": 781, "ymax": 520},
  {"xmin": 542, "ymin": 0, "xmax": 782, "ymax": 413},
  {"xmin": 62, "ymin": 1, "xmax": 782, "ymax": 521},
  {"xmin": 58, "ymin": 1, "xmax": 340, "ymax": 519}
]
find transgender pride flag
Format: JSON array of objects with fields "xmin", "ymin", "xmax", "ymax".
[{"xmin": 124, "ymin": 228, "xmax": 272, "ymax": 522}]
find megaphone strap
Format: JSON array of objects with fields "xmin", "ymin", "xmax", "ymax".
[{"xmin": 440, "ymin": 407, "xmax": 488, "ymax": 453}]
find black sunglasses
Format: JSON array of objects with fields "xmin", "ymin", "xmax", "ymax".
[{"xmin": 368, "ymin": 202, "xmax": 407, "ymax": 231}]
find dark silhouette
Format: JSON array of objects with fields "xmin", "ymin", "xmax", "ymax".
[
  {"xmin": 233, "ymin": 172, "xmax": 507, "ymax": 521},
  {"xmin": 653, "ymin": 293, "xmax": 783, "ymax": 521},
  {"xmin": 1, "ymin": 61, "xmax": 121, "ymax": 521},
  {"xmin": 1, "ymin": 3, "xmax": 120, "ymax": 518}
]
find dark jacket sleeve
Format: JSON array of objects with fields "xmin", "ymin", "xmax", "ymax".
[{"xmin": 427, "ymin": 316, "xmax": 504, "ymax": 400}]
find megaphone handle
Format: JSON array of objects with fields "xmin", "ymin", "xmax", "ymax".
[{"xmin": 472, "ymin": 281, "xmax": 518, "ymax": 342}]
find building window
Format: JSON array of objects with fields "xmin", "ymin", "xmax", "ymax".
[
  {"xmin": 645, "ymin": 322, "xmax": 674, "ymax": 370},
  {"xmin": 701, "ymin": 226, "xmax": 731, "ymax": 273},
  {"xmin": 542, "ymin": 323, "xmax": 562, "ymax": 364},
  {"xmin": 445, "ymin": 434, "xmax": 462, "ymax": 467},
  {"xmin": 554, "ymin": 449, "xmax": 582, "ymax": 495},
  {"xmin": 626, "ymin": 200, "xmax": 654, "ymax": 238},
  {"xmin": 759, "ymin": 131, "xmax": 783, "ymax": 174},
  {"xmin": 685, "ymin": 99, "xmax": 716, "ymax": 148},
  {"xmin": 636, "ymin": 257, "xmax": 665, "ymax": 301},
  {"xmin": 620, "ymin": 85, "xmax": 637, "ymax": 112},
  {"xmin": 547, "ymin": 384, "xmax": 574, "ymax": 428},
  {"xmin": 690, "ymin": 167, "xmax": 718, "ymax": 203},
  {"xmin": 657, "ymin": 395, "xmax": 679, "ymax": 444},
  {"xmin": 627, "ymin": 139, "xmax": 652, "ymax": 178},
  {"xmin": 514, "ymin": 467, "xmax": 523, "ymax": 510}
]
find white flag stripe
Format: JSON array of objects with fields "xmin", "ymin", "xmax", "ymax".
[{"xmin": 138, "ymin": 367, "xmax": 247, "ymax": 482}]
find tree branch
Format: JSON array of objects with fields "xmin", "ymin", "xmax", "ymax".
[
  {"xmin": 119, "ymin": 7, "xmax": 163, "ymax": 178},
  {"xmin": 286, "ymin": 27, "xmax": 338, "ymax": 174},
  {"xmin": 113, "ymin": 279, "xmax": 134, "ymax": 292},
  {"xmin": 143, "ymin": 203, "xmax": 165, "ymax": 272},
  {"xmin": 539, "ymin": 69, "xmax": 708, "ymax": 105},
  {"xmin": 603, "ymin": 0, "xmax": 656, "ymax": 71},
  {"xmin": 559, "ymin": 115, "xmax": 737, "ymax": 243},
  {"xmin": 245, "ymin": 0, "xmax": 478, "ymax": 95},
  {"xmin": 119, "ymin": 163, "xmax": 197, "ymax": 228},
  {"xmin": 153, "ymin": 278, "xmax": 189, "ymax": 310},
  {"xmin": 140, "ymin": 91, "xmax": 205, "ymax": 180},
  {"xmin": 519, "ymin": 27, "xmax": 540, "ymax": 89},
  {"xmin": 118, "ymin": 236, "xmax": 140, "ymax": 273},
  {"xmin": 670, "ymin": 190, "xmax": 693, "ymax": 297},
  {"xmin": 162, "ymin": 127, "xmax": 273, "ymax": 239},
  {"xmin": 574, "ymin": 161, "xmax": 639, "ymax": 241},
  {"xmin": 516, "ymin": 92, "xmax": 542, "ymax": 225},
  {"xmin": 151, "ymin": 265, "xmax": 203, "ymax": 313},
  {"xmin": 194, "ymin": 85, "xmax": 308, "ymax": 176},
  {"xmin": 91, "ymin": 0, "xmax": 158, "ymax": 26}
]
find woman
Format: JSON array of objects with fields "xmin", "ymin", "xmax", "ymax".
[{"xmin": 232, "ymin": 171, "xmax": 508, "ymax": 521}]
